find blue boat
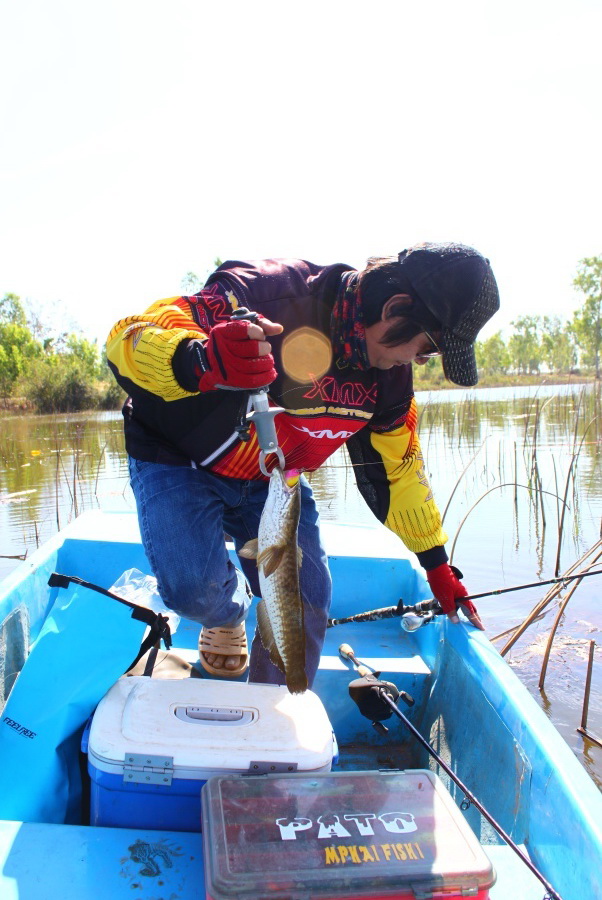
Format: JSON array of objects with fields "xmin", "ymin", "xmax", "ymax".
[{"xmin": 0, "ymin": 510, "xmax": 600, "ymax": 900}]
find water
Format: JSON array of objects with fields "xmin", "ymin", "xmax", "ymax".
[{"xmin": 1, "ymin": 384, "xmax": 601, "ymax": 787}]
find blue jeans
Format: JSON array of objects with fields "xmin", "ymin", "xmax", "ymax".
[{"xmin": 128, "ymin": 458, "xmax": 332, "ymax": 687}]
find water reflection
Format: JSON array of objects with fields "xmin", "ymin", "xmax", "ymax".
[
  {"xmin": 0, "ymin": 412, "xmax": 131, "ymax": 577},
  {"xmin": 0, "ymin": 382, "xmax": 601, "ymax": 786}
]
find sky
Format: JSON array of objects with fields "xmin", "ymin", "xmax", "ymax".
[{"xmin": 1, "ymin": 0, "xmax": 601, "ymax": 346}]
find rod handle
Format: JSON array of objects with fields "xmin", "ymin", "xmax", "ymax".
[{"xmin": 338, "ymin": 643, "xmax": 355, "ymax": 661}]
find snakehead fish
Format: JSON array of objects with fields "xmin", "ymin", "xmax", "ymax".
[{"xmin": 240, "ymin": 468, "xmax": 307, "ymax": 694}]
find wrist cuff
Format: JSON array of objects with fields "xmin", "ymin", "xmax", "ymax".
[
  {"xmin": 172, "ymin": 339, "xmax": 208, "ymax": 392},
  {"xmin": 416, "ymin": 545, "xmax": 448, "ymax": 571}
]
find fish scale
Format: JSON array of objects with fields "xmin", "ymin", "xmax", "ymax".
[{"xmin": 240, "ymin": 468, "xmax": 307, "ymax": 693}]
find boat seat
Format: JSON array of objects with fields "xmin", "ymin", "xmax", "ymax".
[
  {"xmin": 314, "ymin": 620, "xmax": 432, "ymax": 707},
  {"xmin": 318, "ymin": 653, "xmax": 431, "ymax": 676},
  {"xmin": 126, "ymin": 646, "xmax": 432, "ymax": 682},
  {"xmin": 485, "ymin": 844, "xmax": 547, "ymax": 899}
]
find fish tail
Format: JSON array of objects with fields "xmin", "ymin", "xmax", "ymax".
[{"xmin": 286, "ymin": 669, "xmax": 309, "ymax": 694}]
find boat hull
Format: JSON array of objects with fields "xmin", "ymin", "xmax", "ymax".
[{"xmin": 0, "ymin": 511, "xmax": 601, "ymax": 900}]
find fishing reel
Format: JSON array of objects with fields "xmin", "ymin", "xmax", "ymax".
[
  {"xmin": 399, "ymin": 597, "xmax": 443, "ymax": 632},
  {"xmin": 339, "ymin": 643, "xmax": 414, "ymax": 736},
  {"xmin": 348, "ymin": 672, "xmax": 415, "ymax": 736}
]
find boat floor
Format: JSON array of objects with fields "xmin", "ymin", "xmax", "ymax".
[{"xmin": 0, "ymin": 819, "xmax": 545, "ymax": 899}]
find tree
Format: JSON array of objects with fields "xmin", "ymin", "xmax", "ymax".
[
  {"xmin": 0, "ymin": 293, "xmax": 27, "ymax": 327},
  {"xmin": 0, "ymin": 323, "xmax": 42, "ymax": 396},
  {"xmin": 414, "ymin": 355, "xmax": 443, "ymax": 383},
  {"xmin": 0, "ymin": 295, "xmax": 43, "ymax": 396},
  {"xmin": 572, "ymin": 255, "xmax": 602, "ymax": 378},
  {"xmin": 64, "ymin": 334, "xmax": 102, "ymax": 380},
  {"xmin": 0, "ymin": 292, "xmax": 125, "ymax": 408},
  {"xmin": 18, "ymin": 355, "xmax": 99, "ymax": 413},
  {"xmin": 541, "ymin": 316, "xmax": 577, "ymax": 373},
  {"xmin": 475, "ymin": 332, "xmax": 511, "ymax": 376},
  {"xmin": 508, "ymin": 315, "xmax": 542, "ymax": 374}
]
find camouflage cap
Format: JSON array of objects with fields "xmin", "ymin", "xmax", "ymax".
[{"xmin": 398, "ymin": 243, "xmax": 500, "ymax": 387}]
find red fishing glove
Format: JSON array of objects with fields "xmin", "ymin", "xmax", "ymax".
[
  {"xmin": 426, "ymin": 563, "xmax": 484, "ymax": 630},
  {"xmin": 194, "ymin": 320, "xmax": 278, "ymax": 392}
]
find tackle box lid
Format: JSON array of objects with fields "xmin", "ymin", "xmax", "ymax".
[
  {"xmin": 201, "ymin": 769, "xmax": 496, "ymax": 900},
  {"xmin": 88, "ymin": 677, "xmax": 334, "ymax": 776}
]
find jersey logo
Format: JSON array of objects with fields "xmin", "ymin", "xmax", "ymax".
[
  {"xmin": 292, "ymin": 424, "xmax": 354, "ymax": 440},
  {"xmin": 303, "ymin": 376, "xmax": 377, "ymax": 407},
  {"xmin": 190, "ymin": 283, "xmax": 234, "ymax": 324}
]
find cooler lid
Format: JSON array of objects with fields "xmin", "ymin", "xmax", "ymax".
[
  {"xmin": 88, "ymin": 677, "xmax": 333, "ymax": 772},
  {"xmin": 202, "ymin": 770, "xmax": 495, "ymax": 900}
]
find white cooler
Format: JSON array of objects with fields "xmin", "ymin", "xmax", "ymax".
[{"xmin": 85, "ymin": 676, "xmax": 335, "ymax": 832}]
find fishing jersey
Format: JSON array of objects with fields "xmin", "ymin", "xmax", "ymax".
[{"xmin": 106, "ymin": 258, "xmax": 448, "ymax": 564}]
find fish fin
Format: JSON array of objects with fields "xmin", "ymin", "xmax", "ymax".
[
  {"xmin": 256, "ymin": 600, "xmax": 286, "ymax": 674},
  {"xmin": 287, "ymin": 669, "xmax": 309, "ymax": 694},
  {"xmin": 287, "ymin": 596, "xmax": 307, "ymax": 693},
  {"xmin": 239, "ymin": 538, "xmax": 259, "ymax": 560},
  {"xmin": 297, "ymin": 547, "xmax": 303, "ymax": 568},
  {"xmin": 257, "ymin": 544, "xmax": 287, "ymax": 578}
]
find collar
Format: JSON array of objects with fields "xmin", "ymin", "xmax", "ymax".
[{"xmin": 331, "ymin": 271, "xmax": 371, "ymax": 371}]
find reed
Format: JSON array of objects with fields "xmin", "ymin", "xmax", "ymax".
[
  {"xmin": 414, "ymin": 385, "xmax": 601, "ymax": 745},
  {"xmin": 491, "ymin": 613, "xmax": 546, "ymax": 643},
  {"xmin": 54, "ymin": 438, "xmax": 61, "ymax": 531},
  {"xmin": 555, "ymin": 412, "xmax": 597, "ymax": 576},
  {"xmin": 577, "ymin": 641, "xmax": 602, "ymax": 749},
  {"xmin": 498, "ymin": 539, "xmax": 602, "ymax": 656},
  {"xmin": 448, "ymin": 483, "xmax": 567, "ymax": 565},
  {"xmin": 440, "ymin": 438, "xmax": 487, "ymax": 526},
  {"xmin": 538, "ymin": 549, "xmax": 602, "ymax": 690},
  {"xmin": 93, "ymin": 442, "xmax": 108, "ymax": 500}
]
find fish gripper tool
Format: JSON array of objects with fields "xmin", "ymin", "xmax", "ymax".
[{"xmin": 229, "ymin": 307, "xmax": 285, "ymax": 475}]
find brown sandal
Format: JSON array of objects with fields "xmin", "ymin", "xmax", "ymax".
[{"xmin": 198, "ymin": 623, "xmax": 249, "ymax": 677}]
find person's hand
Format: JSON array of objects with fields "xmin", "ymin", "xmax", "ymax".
[
  {"xmin": 426, "ymin": 563, "xmax": 484, "ymax": 630},
  {"xmin": 195, "ymin": 316, "xmax": 283, "ymax": 391}
]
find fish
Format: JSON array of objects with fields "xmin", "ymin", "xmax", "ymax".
[{"xmin": 240, "ymin": 467, "xmax": 307, "ymax": 694}]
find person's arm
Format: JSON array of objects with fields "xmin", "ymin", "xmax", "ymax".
[
  {"xmin": 347, "ymin": 396, "xmax": 448, "ymax": 556},
  {"xmin": 106, "ymin": 292, "xmax": 281, "ymax": 402},
  {"xmin": 106, "ymin": 296, "xmax": 208, "ymax": 401},
  {"xmin": 347, "ymin": 396, "xmax": 483, "ymax": 629}
]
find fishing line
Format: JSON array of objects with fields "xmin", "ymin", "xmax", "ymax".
[
  {"xmin": 326, "ymin": 570, "xmax": 602, "ymax": 627},
  {"xmin": 463, "ymin": 568, "xmax": 602, "ymax": 601}
]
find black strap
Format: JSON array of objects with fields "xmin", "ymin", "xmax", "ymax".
[
  {"xmin": 142, "ymin": 646, "xmax": 160, "ymax": 677},
  {"xmin": 47, "ymin": 572, "xmax": 173, "ymax": 673}
]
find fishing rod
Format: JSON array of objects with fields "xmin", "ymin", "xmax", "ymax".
[
  {"xmin": 458, "ymin": 568, "xmax": 602, "ymax": 601},
  {"xmin": 327, "ymin": 598, "xmax": 440, "ymax": 628},
  {"xmin": 327, "ymin": 569, "xmax": 602, "ymax": 628},
  {"xmin": 339, "ymin": 642, "xmax": 564, "ymax": 900}
]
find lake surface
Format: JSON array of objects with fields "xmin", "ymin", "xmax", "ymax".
[{"xmin": 1, "ymin": 383, "xmax": 601, "ymax": 788}]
